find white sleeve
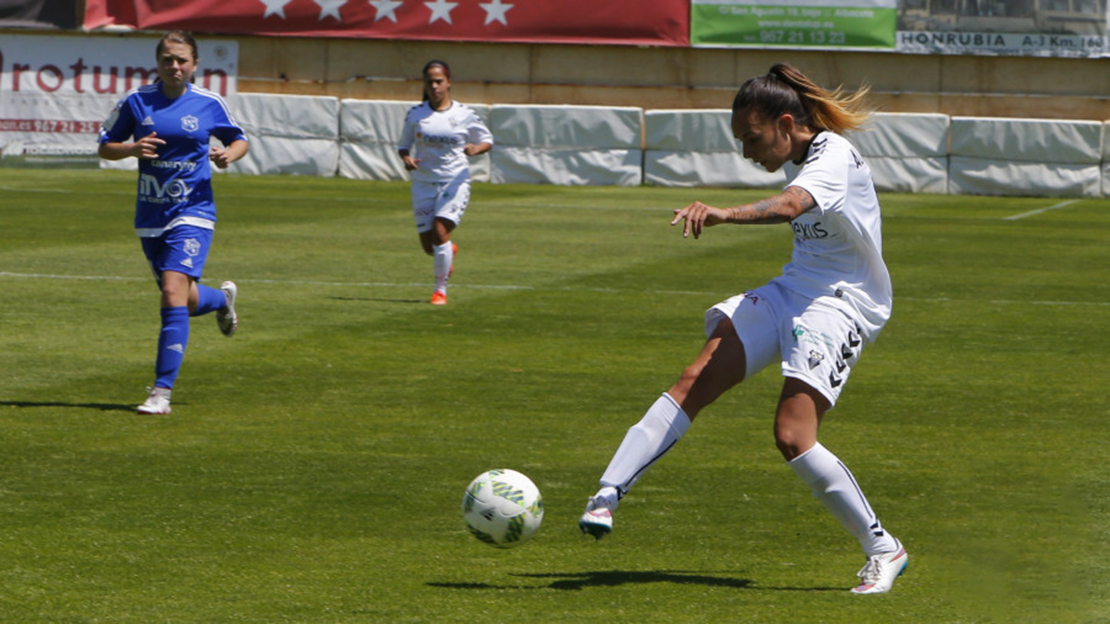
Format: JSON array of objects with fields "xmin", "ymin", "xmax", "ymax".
[
  {"xmin": 398, "ymin": 112, "xmax": 415, "ymax": 152},
  {"xmin": 467, "ymin": 112, "xmax": 493, "ymax": 146},
  {"xmin": 787, "ymin": 136, "xmax": 849, "ymax": 215}
]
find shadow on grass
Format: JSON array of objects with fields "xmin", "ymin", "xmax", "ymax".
[
  {"xmin": 430, "ymin": 570, "xmax": 845, "ymax": 592},
  {"xmin": 430, "ymin": 570, "xmax": 759, "ymax": 591},
  {"xmin": 0, "ymin": 400, "xmax": 137, "ymax": 413}
]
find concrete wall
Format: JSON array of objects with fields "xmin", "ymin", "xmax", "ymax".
[{"xmin": 236, "ymin": 37, "xmax": 1110, "ymax": 121}]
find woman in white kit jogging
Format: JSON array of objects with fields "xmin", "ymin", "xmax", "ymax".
[
  {"xmin": 579, "ymin": 63, "xmax": 908, "ymax": 595},
  {"xmin": 398, "ymin": 60, "xmax": 493, "ymax": 305}
]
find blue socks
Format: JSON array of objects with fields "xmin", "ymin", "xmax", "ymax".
[
  {"xmin": 153, "ymin": 286, "xmax": 226, "ymax": 390},
  {"xmin": 193, "ymin": 284, "xmax": 227, "ymax": 316},
  {"xmin": 154, "ymin": 306, "xmax": 190, "ymax": 389}
]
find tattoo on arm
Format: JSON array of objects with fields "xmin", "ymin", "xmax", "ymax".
[{"xmin": 728, "ymin": 187, "xmax": 816, "ymax": 224}]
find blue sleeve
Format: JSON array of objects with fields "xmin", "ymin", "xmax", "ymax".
[
  {"xmin": 98, "ymin": 96, "xmax": 136, "ymax": 144},
  {"xmin": 208, "ymin": 96, "xmax": 248, "ymax": 147}
]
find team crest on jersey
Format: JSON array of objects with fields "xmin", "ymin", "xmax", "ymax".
[
  {"xmin": 808, "ymin": 350, "xmax": 824, "ymax": 369},
  {"xmin": 181, "ymin": 115, "xmax": 199, "ymax": 132}
]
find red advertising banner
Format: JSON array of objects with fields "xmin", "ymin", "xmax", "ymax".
[
  {"xmin": 83, "ymin": 0, "xmax": 689, "ymax": 47},
  {"xmin": 1, "ymin": 34, "xmax": 237, "ymax": 159}
]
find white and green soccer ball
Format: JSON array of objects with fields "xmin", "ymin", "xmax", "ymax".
[{"xmin": 462, "ymin": 469, "xmax": 544, "ymax": 548}]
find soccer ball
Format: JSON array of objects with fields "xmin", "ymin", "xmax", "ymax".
[{"xmin": 462, "ymin": 469, "xmax": 544, "ymax": 548}]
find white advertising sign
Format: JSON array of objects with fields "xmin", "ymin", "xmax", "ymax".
[{"xmin": 1, "ymin": 34, "xmax": 238, "ymax": 161}]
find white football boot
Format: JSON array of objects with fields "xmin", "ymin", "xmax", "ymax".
[
  {"xmin": 579, "ymin": 487, "xmax": 620, "ymax": 540},
  {"xmin": 216, "ymin": 281, "xmax": 238, "ymax": 337},
  {"xmin": 851, "ymin": 538, "xmax": 908, "ymax": 594},
  {"xmin": 137, "ymin": 387, "xmax": 172, "ymax": 415}
]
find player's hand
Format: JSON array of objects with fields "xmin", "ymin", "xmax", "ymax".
[
  {"xmin": 671, "ymin": 201, "xmax": 727, "ymax": 239},
  {"xmin": 209, "ymin": 146, "xmax": 232, "ymax": 169},
  {"xmin": 463, "ymin": 143, "xmax": 480, "ymax": 157},
  {"xmin": 134, "ymin": 133, "xmax": 165, "ymax": 160},
  {"xmin": 402, "ymin": 155, "xmax": 421, "ymax": 171}
]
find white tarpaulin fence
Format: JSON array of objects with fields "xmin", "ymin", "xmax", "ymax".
[
  {"xmin": 5, "ymin": 84, "xmax": 1109, "ymax": 197},
  {"xmin": 234, "ymin": 93, "xmax": 339, "ymax": 178},
  {"xmin": 948, "ymin": 117, "xmax": 1104, "ymax": 198},
  {"xmin": 644, "ymin": 109, "xmax": 785, "ymax": 188},
  {"xmin": 112, "ymin": 97, "xmax": 1110, "ymax": 198},
  {"xmin": 846, "ymin": 112, "xmax": 949, "ymax": 195},
  {"xmin": 488, "ymin": 104, "xmax": 643, "ymax": 187}
]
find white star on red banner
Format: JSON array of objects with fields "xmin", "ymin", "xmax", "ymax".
[
  {"xmin": 479, "ymin": 0, "xmax": 512, "ymax": 25},
  {"xmin": 369, "ymin": 0, "xmax": 403, "ymax": 22},
  {"xmin": 424, "ymin": 0, "xmax": 457, "ymax": 24},
  {"xmin": 314, "ymin": 0, "xmax": 347, "ymax": 20},
  {"xmin": 259, "ymin": 0, "xmax": 293, "ymax": 19},
  {"xmin": 100, "ymin": 0, "xmax": 691, "ymax": 46}
]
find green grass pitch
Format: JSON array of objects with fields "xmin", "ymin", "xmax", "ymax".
[{"xmin": 1, "ymin": 169, "xmax": 1107, "ymax": 622}]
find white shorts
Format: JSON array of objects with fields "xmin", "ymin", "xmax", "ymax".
[
  {"xmin": 705, "ymin": 281, "xmax": 867, "ymax": 408},
  {"xmin": 411, "ymin": 178, "xmax": 471, "ymax": 233}
]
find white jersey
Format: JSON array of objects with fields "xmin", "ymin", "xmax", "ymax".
[
  {"xmin": 398, "ymin": 101, "xmax": 492, "ymax": 184},
  {"xmin": 777, "ymin": 131, "xmax": 892, "ymax": 341}
]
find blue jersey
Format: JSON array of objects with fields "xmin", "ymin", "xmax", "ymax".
[{"xmin": 99, "ymin": 83, "xmax": 247, "ymax": 237}]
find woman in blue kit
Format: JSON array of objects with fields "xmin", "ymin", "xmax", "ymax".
[{"xmin": 98, "ymin": 31, "xmax": 249, "ymax": 415}]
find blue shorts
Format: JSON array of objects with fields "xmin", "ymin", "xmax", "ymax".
[{"xmin": 141, "ymin": 225, "xmax": 213, "ymax": 284}]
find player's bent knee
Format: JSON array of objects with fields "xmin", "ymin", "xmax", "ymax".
[
  {"xmin": 773, "ymin": 420, "xmax": 817, "ymax": 461},
  {"xmin": 774, "ymin": 435, "xmax": 805, "ymax": 461}
]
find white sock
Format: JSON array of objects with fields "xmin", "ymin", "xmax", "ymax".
[
  {"xmin": 433, "ymin": 241, "xmax": 454, "ymax": 293},
  {"xmin": 789, "ymin": 442, "xmax": 898, "ymax": 556},
  {"xmin": 597, "ymin": 393, "xmax": 691, "ymax": 505}
]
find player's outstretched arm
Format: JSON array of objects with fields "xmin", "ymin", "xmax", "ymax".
[{"xmin": 671, "ymin": 186, "xmax": 816, "ymax": 239}]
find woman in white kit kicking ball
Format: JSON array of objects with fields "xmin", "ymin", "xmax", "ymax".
[
  {"xmin": 579, "ymin": 63, "xmax": 908, "ymax": 595},
  {"xmin": 398, "ymin": 60, "xmax": 493, "ymax": 305}
]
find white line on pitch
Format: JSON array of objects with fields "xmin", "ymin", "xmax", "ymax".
[
  {"xmin": 3, "ymin": 271, "xmax": 1108, "ymax": 306},
  {"xmin": 1004, "ymin": 200, "xmax": 1078, "ymax": 221},
  {"xmin": 0, "ymin": 271, "xmax": 707, "ymax": 296},
  {"xmin": 0, "ymin": 186, "xmax": 75, "ymax": 193}
]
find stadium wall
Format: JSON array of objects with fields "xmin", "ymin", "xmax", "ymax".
[
  {"xmin": 222, "ymin": 93, "xmax": 1109, "ymax": 198},
  {"xmin": 234, "ymin": 37, "xmax": 1110, "ymax": 122}
]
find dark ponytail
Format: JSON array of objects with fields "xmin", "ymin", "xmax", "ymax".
[{"xmin": 733, "ymin": 63, "xmax": 871, "ymax": 134}]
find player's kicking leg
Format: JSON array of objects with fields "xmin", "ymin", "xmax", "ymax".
[
  {"xmin": 579, "ymin": 392, "xmax": 691, "ymax": 539},
  {"xmin": 581, "ymin": 321, "xmax": 744, "ymax": 539}
]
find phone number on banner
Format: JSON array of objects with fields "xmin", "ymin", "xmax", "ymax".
[
  {"xmin": 691, "ymin": 4, "xmax": 897, "ymax": 49},
  {"xmin": 0, "ymin": 119, "xmax": 101, "ymax": 133}
]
